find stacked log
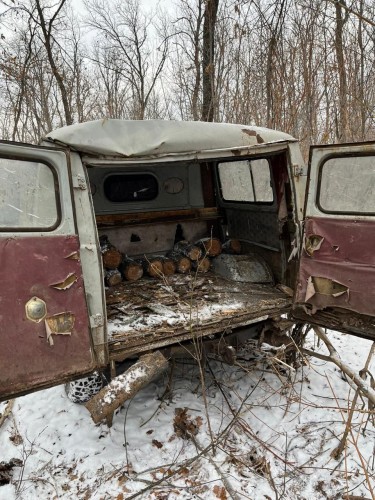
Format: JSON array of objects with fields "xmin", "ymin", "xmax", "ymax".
[
  {"xmin": 139, "ymin": 256, "xmax": 164, "ymax": 278},
  {"xmin": 173, "ymin": 241, "xmax": 202, "ymax": 261},
  {"xmin": 159, "ymin": 256, "xmax": 177, "ymax": 276},
  {"xmin": 100, "ymin": 235, "xmax": 122, "ymax": 270},
  {"xmin": 105, "ymin": 269, "xmax": 123, "ymax": 287},
  {"xmin": 192, "ymin": 257, "xmax": 211, "ymax": 273},
  {"xmin": 167, "ymin": 251, "xmax": 192, "ymax": 274},
  {"xmin": 222, "ymin": 239, "xmax": 242, "ymax": 255},
  {"xmin": 119, "ymin": 257, "xmax": 144, "ymax": 282},
  {"xmin": 99, "ymin": 233, "xmax": 243, "ymax": 286},
  {"xmin": 197, "ymin": 237, "xmax": 222, "ymax": 257}
]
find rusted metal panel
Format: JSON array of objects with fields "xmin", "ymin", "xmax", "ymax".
[
  {"xmin": 295, "ymin": 217, "xmax": 375, "ymax": 317},
  {"xmin": 0, "ymin": 235, "xmax": 96, "ymax": 400}
]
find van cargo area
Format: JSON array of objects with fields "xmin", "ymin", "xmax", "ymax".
[{"xmin": 85, "ymin": 139, "xmax": 297, "ymax": 363}]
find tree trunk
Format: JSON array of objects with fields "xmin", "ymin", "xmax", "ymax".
[
  {"xmin": 334, "ymin": 1, "xmax": 348, "ymax": 142},
  {"xmin": 201, "ymin": 0, "xmax": 219, "ymax": 122},
  {"xmin": 35, "ymin": 0, "xmax": 73, "ymax": 126}
]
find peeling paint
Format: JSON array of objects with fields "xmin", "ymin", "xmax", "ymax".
[
  {"xmin": 45, "ymin": 312, "xmax": 75, "ymax": 346},
  {"xmin": 304, "ymin": 234, "xmax": 324, "ymax": 256},
  {"xmin": 50, "ymin": 273, "xmax": 78, "ymax": 290},
  {"xmin": 65, "ymin": 251, "xmax": 80, "ymax": 260},
  {"xmin": 305, "ymin": 276, "xmax": 349, "ymax": 302}
]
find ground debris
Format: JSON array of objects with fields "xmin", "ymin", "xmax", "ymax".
[
  {"xmin": 173, "ymin": 407, "xmax": 203, "ymax": 439},
  {"xmin": 0, "ymin": 458, "xmax": 22, "ymax": 486}
]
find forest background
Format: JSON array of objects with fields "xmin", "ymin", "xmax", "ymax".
[{"xmin": 0, "ymin": 0, "xmax": 375, "ymax": 159}]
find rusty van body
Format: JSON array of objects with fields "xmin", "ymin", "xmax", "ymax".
[{"xmin": 1, "ymin": 119, "xmax": 375, "ymax": 402}]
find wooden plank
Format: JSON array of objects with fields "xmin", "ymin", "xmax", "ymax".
[
  {"xmin": 96, "ymin": 207, "xmax": 221, "ymax": 227},
  {"xmin": 105, "ymin": 273, "xmax": 292, "ymax": 361}
]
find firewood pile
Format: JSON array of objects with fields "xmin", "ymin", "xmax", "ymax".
[{"xmin": 100, "ymin": 235, "xmax": 242, "ymax": 288}]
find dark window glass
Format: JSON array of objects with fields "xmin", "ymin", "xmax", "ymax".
[{"xmin": 104, "ymin": 174, "xmax": 158, "ymax": 202}]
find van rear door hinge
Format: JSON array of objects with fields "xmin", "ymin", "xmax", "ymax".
[
  {"xmin": 72, "ymin": 174, "xmax": 87, "ymax": 190},
  {"xmin": 90, "ymin": 313, "xmax": 104, "ymax": 328},
  {"xmin": 293, "ymin": 164, "xmax": 305, "ymax": 177}
]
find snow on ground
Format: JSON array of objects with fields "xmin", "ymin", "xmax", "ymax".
[{"xmin": 0, "ymin": 330, "xmax": 374, "ymax": 499}]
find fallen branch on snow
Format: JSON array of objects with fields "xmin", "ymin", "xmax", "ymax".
[
  {"xmin": 0, "ymin": 400, "xmax": 14, "ymax": 429},
  {"xmin": 302, "ymin": 327, "xmax": 375, "ymax": 407}
]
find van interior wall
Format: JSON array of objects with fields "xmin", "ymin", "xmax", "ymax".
[
  {"xmin": 218, "ymin": 152, "xmax": 293, "ymax": 286},
  {"xmin": 98, "ymin": 220, "xmax": 210, "ymax": 257}
]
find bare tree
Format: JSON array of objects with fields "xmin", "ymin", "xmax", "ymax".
[{"xmin": 85, "ymin": 0, "xmax": 169, "ymax": 120}]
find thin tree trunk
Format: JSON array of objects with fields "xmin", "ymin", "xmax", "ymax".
[{"xmin": 201, "ymin": 0, "xmax": 219, "ymax": 122}]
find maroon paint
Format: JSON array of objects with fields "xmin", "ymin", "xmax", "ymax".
[
  {"xmin": 296, "ymin": 217, "xmax": 375, "ymax": 317},
  {"xmin": 0, "ymin": 235, "xmax": 96, "ymax": 399}
]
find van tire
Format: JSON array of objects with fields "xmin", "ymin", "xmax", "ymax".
[{"xmin": 64, "ymin": 372, "xmax": 103, "ymax": 404}]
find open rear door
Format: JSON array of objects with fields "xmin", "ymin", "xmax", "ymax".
[
  {"xmin": 0, "ymin": 142, "xmax": 100, "ymax": 401},
  {"xmin": 293, "ymin": 142, "xmax": 375, "ymax": 340}
]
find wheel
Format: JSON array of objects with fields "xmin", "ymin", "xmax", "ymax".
[{"xmin": 64, "ymin": 372, "xmax": 103, "ymax": 404}]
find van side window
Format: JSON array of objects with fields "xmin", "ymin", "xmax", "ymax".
[
  {"xmin": 104, "ymin": 174, "xmax": 158, "ymax": 202},
  {"xmin": 0, "ymin": 158, "xmax": 59, "ymax": 230},
  {"xmin": 318, "ymin": 155, "xmax": 375, "ymax": 214},
  {"xmin": 218, "ymin": 159, "xmax": 273, "ymax": 203}
]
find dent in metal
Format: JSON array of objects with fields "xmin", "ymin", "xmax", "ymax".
[
  {"xmin": 304, "ymin": 234, "xmax": 324, "ymax": 257},
  {"xmin": 25, "ymin": 296, "xmax": 47, "ymax": 323},
  {"xmin": 305, "ymin": 276, "xmax": 349, "ymax": 302},
  {"xmin": 45, "ymin": 312, "xmax": 75, "ymax": 346},
  {"xmin": 43, "ymin": 120, "xmax": 295, "ymax": 158},
  {"xmin": 50, "ymin": 273, "xmax": 78, "ymax": 290}
]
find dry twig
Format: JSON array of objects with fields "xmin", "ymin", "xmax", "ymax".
[{"xmin": 302, "ymin": 327, "xmax": 375, "ymax": 407}]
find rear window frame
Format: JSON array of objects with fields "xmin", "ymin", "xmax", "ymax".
[
  {"xmin": 316, "ymin": 152, "xmax": 375, "ymax": 216},
  {"xmin": 216, "ymin": 157, "xmax": 275, "ymax": 205},
  {"xmin": 0, "ymin": 155, "xmax": 61, "ymax": 232}
]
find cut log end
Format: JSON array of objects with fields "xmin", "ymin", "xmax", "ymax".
[
  {"xmin": 102, "ymin": 248, "xmax": 122, "ymax": 270},
  {"xmin": 105, "ymin": 269, "xmax": 122, "ymax": 287},
  {"xmin": 193, "ymin": 257, "xmax": 211, "ymax": 273},
  {"xmin": 174, "ymin": 241, "xmax": 202, "ymax": 261},
  {"xmin": 199, "ymin": 237, "xmax": 222, "ymax": 257},
  {"xmin": 162, "ymin": 258, "xmax": 176, "ymax": 276},
  {"xmin": 222, "ymin": 239, "xmax": 242, "ymax": 254}
]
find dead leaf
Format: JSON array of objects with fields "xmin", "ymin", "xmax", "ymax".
[
  {"xmin": 173, "ymin": 407, "xmax": 202, "ymax": 439},
  {"xmin": 152, "ymin": 439, "xmax": 163, "ymax": 449},
  {"xmin": 213, "ymin": 485, "xmax": 228, "ymax": 500}
]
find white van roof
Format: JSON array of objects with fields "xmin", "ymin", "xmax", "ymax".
[{"xmin": 43, "ymin": 119, "xmax": 296, "ymax": 158}]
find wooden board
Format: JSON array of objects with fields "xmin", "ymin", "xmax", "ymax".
[{"xmin": 106, "ymin": 273, "xmax": 292, "ymax": 360}]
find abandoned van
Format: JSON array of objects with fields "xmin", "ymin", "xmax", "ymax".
[{"xmin": 1, "ymin": 119, "xmax": 374, "ymax": 420}]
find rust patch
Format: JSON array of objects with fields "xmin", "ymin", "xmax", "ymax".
[
  {"xmin": 65, "ymin": 251, "xmax": 80, "ymax": 260},
  {"xmin": 242, "ymin": 129, "xmax": 257, "ymax": 137},
  {"xmin": 304, "ymin": 235, "xmax": 324, "ymax": 257},
  {"xmin": 231, "ymin": 149, "xmax": 241, "ymax": 156},
  {"xmin": 256, "ymin": 134, "xmax": 265, "ymax": 144},
  {"xmin": 45, "ymin": 312, "xmax": 75, "ymax": 346},
  {"xmin": 305, "ymin": 276, "xmax": 349, "ymax": 302},
  {"xmin": 50, "ymin": 273, "xmax": 78, "ymax": 290}
]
